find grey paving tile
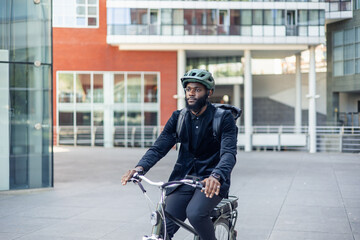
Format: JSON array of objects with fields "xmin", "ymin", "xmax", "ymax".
[
  {"xmin": 347, "ymin": 208, "xmax": 360, "ymax": 222},
  {"xmin": 73, "ymin": 204, "xmax": 149, "ymax": 222},
  {"xmin": 236, "ymin": 214, "xmax": 277, "ymax": 232},
  {"xmin": 274, "ymin": 206, "xmax": 352, "ymax": 234},
  {"xmin": 16, "ymin": 235, "xmax": 94, "ymax": 240},
  {"xmin": 284, "ymin": 190, "xmax": 343, "ymax": 207},
  {"xmin": 269, "ymin": 230, "xmax": 354, "ymax": 240},
  {"xmin": 343, "ymin": 198, "xmax": 360, "ymax": 208},
  {"xmin": 291, "ymin": 176, "xmax": 339, "ymax": 192},
  {"xmin": 99, "ymin": 220, "xmax": 151, "ymax": 239},
  {"xmin": 0, "ymin": 215, "xmax": 60, "ymax": 234},
  {"xmin": 14, "ymin": 206, "xmax": 90, "ymax": 219},
  {"xmin": 32, "ymin": 219, "xmax": 120, "ymax": 239},
  {"xmin": 339, "ymin": 184, "xmax": 360, "ymax": 199},
  {"xmin": 235, "ymin": 230, "xmax": 270, "ymax": 240},
  {"xmin": 0, "ymin": 232, "xmax": 25, "ymax": 240},
  {"xmin": 355, "ymin": 233, "xmax": 360, "ymax": 240},
  {"xmin": 351, "ymin": 222, "xmax": 360, "ymax": 234}
]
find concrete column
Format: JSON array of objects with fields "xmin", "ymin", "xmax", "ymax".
[
  {"xmin": 103, "ymin": 73, "xmax": 114, "ymax": 148},
  {"xmin": 308, "ymin": 46, "xmax": 318, "ymax": 153},
  {"xmin": 177, "ymin": 49, "xmax": 186, "ymax": 110},
  {"xmin": 295, "ymin": 53, "xmax": 302, "ymax": 133},
  {"xmin": 233, "ymin": 84, "xmax": 241, "ymax": 125},
  {"xmin": 244, "ymin": 50, "xmax": 252, "ymax": 152},
  {"xmin": 0, "ymin": 50, "xmax": 9, "ymax": 190}
]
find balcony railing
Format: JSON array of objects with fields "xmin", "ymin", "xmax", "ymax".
[
  {"xmin": 107, "ymin": 24, "xmax": 325, "ymax": 37},
  {"xmin": 326, "ymin": 0, "xmax": 352, "ymax": 12}
]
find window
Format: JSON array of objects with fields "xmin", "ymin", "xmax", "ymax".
[
  {"xmin": 240, "ymin": 10, "xmax": 252, "ymax": 25},
  {"xmin": 58, "ymin": 73, "xmax": 74, "ymax": 103},
  {"xmin": 264, "ymin": 10, "xmax": 274, "ymax": 25},
  {"xmin": 144, "ymin": 74, "xmax": 158, "ymax": 103},
  {"xmin": 57, "ymin": 71, "xmax": 160, "ymax": 147},
  {"xmin": 114, "ymin": 74, "xmax": 125, "ymax": 103},
  {"xmin": 357, "ymin": 27, "xmax": 360, "ymax": 73},
  {"xmin": 274, "ymin": 10, "xmax": 285, "ymax": 25},
  {"xmin": 230, "ymin": 10, "xmax": 240, "ymax": 35},
  {"xmin": 298, "ymin": 10, "xmax": 308, "ymax": 26},
  {"xmin": 53, "ymin": 0, "xmax": 99, "ymax": 28},
  {"xmin": 308, "ymin": 10, "xmax": 319, "ymax": 25},
  {"xmin": 333, "ymin": 30, "xmax": 344, "ymax": 77},
  {"xmin": 252, "ymin": 10, "xmax": 263, "ymax": 25},
  {"xmin": 161, "ymin": 8, "xmax": 172, "ymax": 35},
  {"xmin": 75, "ymin": 74, "xmax": 91, "ymax": 103},
  {"xmin": 93, "ymin": 74, "xmax": 103, "ymax": 103},
  {"xmin": 333, "ymin": 29, "xmax": 358, "ymax": 77}
]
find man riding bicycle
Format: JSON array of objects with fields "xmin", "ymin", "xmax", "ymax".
[{"xmin": 122, "ymin": 69, "xmax": 238, "ymax": 240}]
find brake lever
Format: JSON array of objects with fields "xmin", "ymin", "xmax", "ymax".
[{"xmin": 128, "ymin": 173, "xmax": 146, "ymax": 193}]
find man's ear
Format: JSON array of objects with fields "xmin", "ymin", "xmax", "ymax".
[{"xmin": 208, "ymin": 89, "xmax": 214, "ymax": 97}]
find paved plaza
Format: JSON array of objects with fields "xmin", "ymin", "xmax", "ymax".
[{"xmin": 0, "ymin": 147, "xmax": 359, "ymax": 240}]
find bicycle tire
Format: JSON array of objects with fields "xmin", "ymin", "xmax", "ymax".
[{"xmin": 214, "ymin": 218, "xmax": 231, "ymax": 240}]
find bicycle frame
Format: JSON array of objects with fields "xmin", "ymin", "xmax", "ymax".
[
  {"xmin": 147, "ymin": 189, "xmax": 200, "ymax": 240},
  {"xmin": 130, "ymin": 174, "xmax": 237, "ymax": 240}
]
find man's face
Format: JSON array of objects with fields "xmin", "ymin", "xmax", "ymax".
[{"xmin": 185, "ymin": 82, "xmax": 209, "ymax": 111}]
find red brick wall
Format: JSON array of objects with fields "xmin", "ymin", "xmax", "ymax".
[{"xmin": 53, "ymin": 0, "xmax": 177, "ymax": 127}]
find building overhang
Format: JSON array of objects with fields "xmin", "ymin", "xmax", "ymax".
[
  {"xmin": 107, "ymin": 36, "xmax": 325, "ymax": 58},
  {"xmin": 325, "ymin": 11, "xmax": 353, "ymax": 24}
]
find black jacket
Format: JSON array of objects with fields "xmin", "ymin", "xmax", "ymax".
[{"xmin": 136, "ymin": 103, "xmax": 237, "ymax": 197}]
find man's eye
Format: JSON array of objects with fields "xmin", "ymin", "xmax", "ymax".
[
  {"xmin": 196, "ymin": 89, "xmax": 201, "ymax": 92},
  {"xmin": 186, "ymin": 88, "xmax": 191, "ymax": 92}
]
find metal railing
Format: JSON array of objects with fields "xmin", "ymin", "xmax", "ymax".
[
  {"xmin": 238, "ymin": 125, "xmax": 360, "ymax": 153},
  {"xmin": 57, "ymin": 125, "xmax": 360, "ymax": 153},
  {"xmin": 108, "ymin": 24, "xmax": 325, "ymax": 37},
  {"xmin": 56, "ymin": 126, "xmax": 160, "ymax": 148}
]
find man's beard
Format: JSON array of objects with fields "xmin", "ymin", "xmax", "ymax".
[{"xmin": 185, "ymin": 94, "xmax": 208, "ymax": 112}]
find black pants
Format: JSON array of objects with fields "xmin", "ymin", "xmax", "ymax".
[{"xmin": 164, "ymin": 184, "xmax": 222, "ymax": 240}]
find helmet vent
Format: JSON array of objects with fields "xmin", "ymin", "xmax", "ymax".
[
  {"xmin": 191, "ymin": 72, "xmax": 196, "ymax": 76},
  {"xmin": 199, "ymin": 74, "xmax": 205, "ymax": 77}
]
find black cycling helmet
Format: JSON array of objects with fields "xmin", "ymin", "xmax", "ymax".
[{"xmin": 181, "ymin": 69, "xmax": 215, "ymax": 90}]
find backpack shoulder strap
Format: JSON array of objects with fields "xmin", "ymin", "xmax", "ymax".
[
  {"xmin": 212, "ymin": 107, "xmax": 225, "ymax": 141},
  {"xmin": 176, "ymin": 108, "xmax": 187, "ymax": 143},
  {"xmin": 212, "ymin": 104, "xmax": 242, "ymax": 141}
]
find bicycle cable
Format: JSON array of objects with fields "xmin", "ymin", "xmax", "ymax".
[{"xmin": 142, "ymin": 191, "xmax": 156, "ymax": 213}]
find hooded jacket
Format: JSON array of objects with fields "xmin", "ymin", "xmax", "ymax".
[{"xmin": 136, "ymin": 103, "xmax": 237, "ymax": 197}]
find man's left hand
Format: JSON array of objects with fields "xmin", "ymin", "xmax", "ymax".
[{"xmin": 201, "ymin": 176, "xmax": 221, "ymax": 198}]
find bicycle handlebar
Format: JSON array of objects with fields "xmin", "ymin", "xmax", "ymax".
[{"xmin": 129, "ymin": 173, "xmax": 204, "ymax": 191}]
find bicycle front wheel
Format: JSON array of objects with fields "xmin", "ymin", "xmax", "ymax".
[{"xmin": 214, "ymin": 218, "xmax": 230, "ymax": 240}]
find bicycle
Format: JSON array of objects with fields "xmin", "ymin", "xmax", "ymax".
[{"xmin": 128, "ymin": 172, "xmax": 238, "ymax": 240}]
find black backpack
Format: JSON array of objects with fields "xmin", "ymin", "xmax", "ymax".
[{"xmin": 175, "ymin": 104, "xmax": 242, "ymax": 143}]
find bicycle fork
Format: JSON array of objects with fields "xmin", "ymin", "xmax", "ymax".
[
  {"xmin": 142, "ymin": 201, "xmax": 164, "ymax": 240},
  {"xmin": 143, "ymin": 201, "xmax": 200, "ymax": 240}
]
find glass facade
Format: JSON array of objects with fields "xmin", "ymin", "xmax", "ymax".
[
  {"xmin": 333, "ymin": 27, "xmax": 360, "ymax": 77},
  {"xmin": 0, "ymin": 0, "xmax": 53, "ymax": 190},
  {"xmin": 107, "ymin": 8, "xmax": 325, "ymax": 37},
  {"xmin": 57, "ymin": 71, "xmax": 160, "ymax": 147}
]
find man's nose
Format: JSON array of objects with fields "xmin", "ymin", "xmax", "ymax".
[{"xmin": 188, "ymin": 89, "xmax": 196, "ymax": 95}]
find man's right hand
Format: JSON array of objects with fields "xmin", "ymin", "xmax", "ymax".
[{"xmin": 121, "ymin": 166, "xmax": 144, "ymax": 185}]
